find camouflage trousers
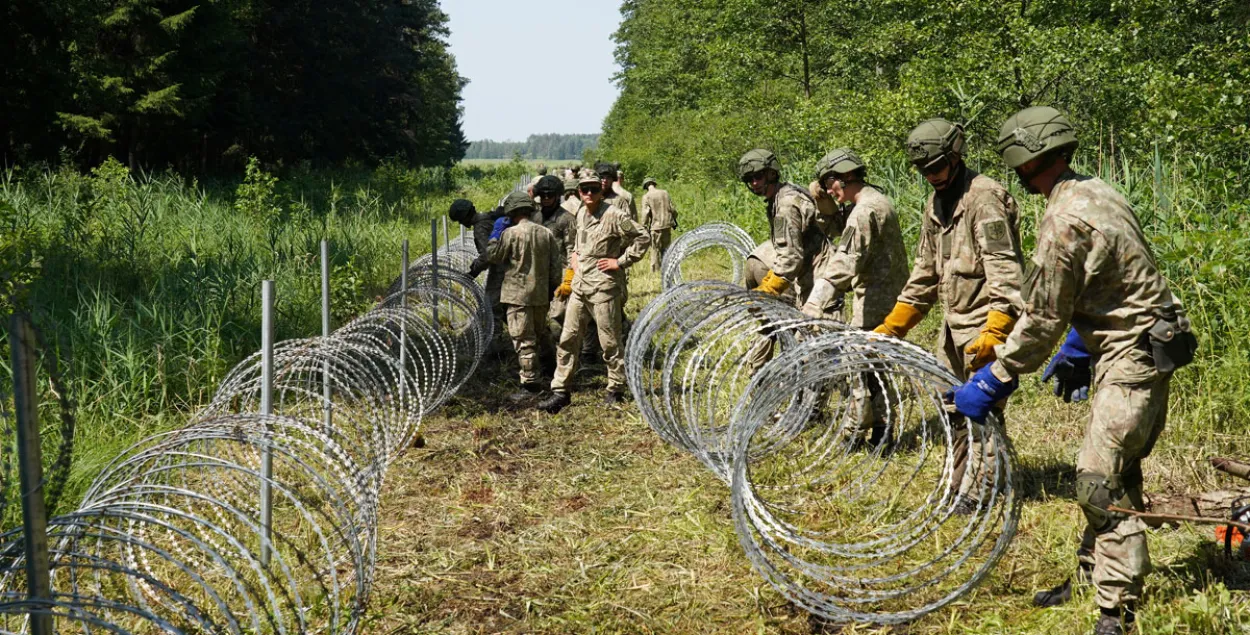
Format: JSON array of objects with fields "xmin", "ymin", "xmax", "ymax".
[
  {"xmin": 649, "ymin": 228, "xmax": 672, "ymax": 273},
  {"xmin": 938, "ymin": 324, "xmax": 1008, "ymax": 502},
  {"xmin": 1075, "ymin": 374, "xmax": 1170, "ymax": 610},
  {"xmin": 551, "ymin": 291, "xmax": 625, "ymax": 393},
  {"xmin": 505, "ymin": 303, "xmax": 551, "ymax": 385}
]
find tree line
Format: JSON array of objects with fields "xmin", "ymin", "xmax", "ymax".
[
  {"xmin": 1, "ymin": 0, "xmax": 469, "ymax": 172},
  {"xmin": 465, "ymin": 134, "xmax": 601, "ymax": 161},
  {"xmin": 602, "ymin": 0, "xmax": 1250, "ymax": 184}
]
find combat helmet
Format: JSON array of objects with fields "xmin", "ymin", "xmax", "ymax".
[
  {"xmin": 642, "ymin": 176, "xmax": 658, "ymax": 189},
  {"xmin": 996, "ymin": 106, "xmax": 1078, "ymax": 169},
  {"xmin": 501, "ymin": 191, "xmax": 535, "ymax": 216},
  {"xmin": 816, "ymin": 148, "xmax": 866, "ymax": 181},
  {"xmin": 534, "ymin": 174, "xmax": 564, "ymax": 198},
  {"xmin": 905, "ymin": 118, "xmax": 965, "ymax": 169},
  {"xmin": 738, "ymin": 149, "xmax": 782, "ymax": 181}
]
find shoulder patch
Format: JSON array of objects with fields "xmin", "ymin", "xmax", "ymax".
[
  {"xmin": 980, "ymin": 218, "xmax": 1011, "ymax": 252},
  {"xmin": 838, "ymin": 225, "xmax": 857, "ymax": 253}
]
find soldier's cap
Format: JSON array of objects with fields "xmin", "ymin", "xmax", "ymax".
[
  {"xmin": 563, "ymin": 177, "xmax": 579, "ymax": 193},
  {"xmin": 501, "ymin": 191, "xmax": 535, "ymax": 216},
  {"xmin": 642, "ymin": 177, "xmax": 658, "ymax": 188},
  {"xmin": 578, "ymin": 172, "xmax": 603, "ymax": 188},
  {"xmin": 595, "ymin": 162, "xmax": 618, "ymax": 179},
  {"xmin": 448, "ymin": 198, "xmax": 476, "ymax": 222}
]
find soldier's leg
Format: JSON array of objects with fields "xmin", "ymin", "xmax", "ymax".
[
  {"xmin": 591, "ymin": 293, "xmax": 627, "ymax": 394},
  {"xmin": 506, "ymin": 304, "xmax": 539, "ymax": 385},
  {"xmin": 534, "ymin": 303, "xmax": 554, "ymax": 377},
  {"xmin": 1078, "ymin": 376, "xmax": 1170, "ymax": 612},
  {"xmin": 551, "ymin": 293, "xmax": 592, "ymax": 393}
]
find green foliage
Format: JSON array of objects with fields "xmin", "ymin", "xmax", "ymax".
[
  {"xmin": 1, "ymin": 0, "xmax": 468, "ymax": 171},
  {"xmin": 465, "ymin": 134, "xmax": 601, "ymax": 161}
]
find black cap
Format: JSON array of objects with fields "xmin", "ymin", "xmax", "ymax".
[{"xmin": 448, "ymin": 199, "xmax": 476, "ymax": 223}]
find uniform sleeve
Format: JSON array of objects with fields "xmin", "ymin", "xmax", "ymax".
[
  {"xmin": 485, "ymin": 230, "xmax": 510, "ymax": 265},
  {"xmin": 896, "ymin": 209, "xmax": 939, "ymax": 313},
  {"xmin": 823, "ymin": 207, "xmax": 871, "ymax": 293},
  {"xmin": 971, "ymin": 193, "xmax": 1025, "ymax": 319},
  {"xmin": 994, "ymin": 215, "xmax": 1088, "ymax": 377},
  {"xmin": 471, "ymin": 216, "xmax": 494, "ymax": 271},
  {"xmin": 548, "ymin": 235, "xmax": 563, "ymax": 291},
  {"xmin": 616, "ymin": 214, "xmax": 651, "ymax": 268},
  {"xmin": 640, "ymin": 194, "xmax": 652, "ymax": 228},
  {"xmin": 770, "ymin": 196, "xmax": 808, "ymax": 281}
]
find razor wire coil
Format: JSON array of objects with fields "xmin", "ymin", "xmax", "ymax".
[
  {"xmin": 0, "ymin": 250, "xmax": 489, "ymax": 634},
  {"xmin": 628, "ymin": 230, "xmax": 1020, "ymax": 625},
  {"xmin": 660, "ymin": 221, "xmax": 756, "ymax": 290}
]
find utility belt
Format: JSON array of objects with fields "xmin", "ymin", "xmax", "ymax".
[{"xmin": 1138, "ymin": 307, "xmax": 1198, "ymax": 373}]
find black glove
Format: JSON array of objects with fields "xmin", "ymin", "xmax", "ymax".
[{"xmin": 468, "ymin": 261, "xmax": 487, "ymax": 278}]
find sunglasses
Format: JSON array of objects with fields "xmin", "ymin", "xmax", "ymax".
[
  {"xmin": 741, "ymin": 171, "xmax": 765, "ymax": 185},
  {"xmin": 915, "ymin": 156, "xmax": 950, "ymax": 176},
  {"xmin": 539, "ymin": 192, "xmax": 559, "ymax": 199},
  {"xmin": 579, "ymin": 185, "xmax": 602, "ymax": 194}
]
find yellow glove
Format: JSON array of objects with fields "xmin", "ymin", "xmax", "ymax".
[
  {"xmin": 555, "ymin": 268, "xmax": 574, "ymax": 299},
  {"xmin": 753, "ymin": 271, "xmax": 791, "ymax": 295},
  {"xmin": 873, "ymin": 302, "xmax": 924, "ymax": 338},
  {"xmin": 964, "ymin": 310, "xmax": 1015, "ymax": 371}
]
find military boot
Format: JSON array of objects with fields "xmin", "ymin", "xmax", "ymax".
[
  {"xmin": 1033, "ymin": 561, "xmax": 1093, "ymax": 607},
  {"xmin": 1093, "ymin": 605, "xmax": 1135, "ymax": 635},
  {"xmin": 538, "ymin": 390, "xmax": 571, "ymax": 414}
]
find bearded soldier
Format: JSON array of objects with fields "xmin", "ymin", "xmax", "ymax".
[
  {"xmin": 487, "ymin": 192, "xmax": 562, "ymax": 393},
  {"xmin": 873, "ymin": 118, "xmax": 1025, "ymax": 512},
  {"xmin": 639, "ymin": 177, "xmax": 677, "ymax": 272},
  {"xmin": 952, "ymin": 106, "xmax": 1196, "ymax": 635},
  {"xmin": 538, "ymin": 173, "xmax": 650, "ymax": 413}
]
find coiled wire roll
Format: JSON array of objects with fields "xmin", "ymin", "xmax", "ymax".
[
  {"xmin": 660, "ymin": 222, "xmax": 756, "ymax": 290},
  {"xmin": 628, "ymin": 274, "xmax": 1019, "ymax": 625},
  {"xmin": 0, "ymin": 248, "xmax": 488, "ymax": 634}
]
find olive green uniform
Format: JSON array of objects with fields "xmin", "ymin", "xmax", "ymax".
[
  {"xmin": 487, "ymin": 219, "xmax": 562, "ymax": 385},
  {"xmin": 991, "ymin": 172, "xmax": 1185, "ymax": 611},
  {"xmin": 640, "ymin": 186, "xmax": 677, "ymax": 272},
  {"xmin": 550, "ymin": 201, "xmax": 650, "ymax": 394},
  {"xmin": 542, "ymin": 204, "xmax": 577, "ymax": 323}
]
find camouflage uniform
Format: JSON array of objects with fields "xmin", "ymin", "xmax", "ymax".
[
  {"xmin": 487, "ymin": 219, "xmax": 562, "ymax": 385},
  {"xmin": 897, "ymin": 167, "xmax": 1024, "ymax": 498},
  {"xmin": 542, "ymin": 202, "xmax": 577, "ymax": 323},
  {"xmin": 815, "ymin": 186, "xmax": 909, "ymax": 330},
  {"xmin": 991, "ymin": 172, "xmax": 1183, "ymax": 612},
  {"xmin": 467, "ymin": 207, "xmax": 509, "ymax": 324},
  {"xmin": 550, "ymin": 201, "xmax": 650, "ymax": 394},
  {"xmin": 640, "ymin": 186, "xmax": 677, "ymax": 272},
  {"xmin": 606, "ymin": 185, "xmax": 637, "ymax": 221}
]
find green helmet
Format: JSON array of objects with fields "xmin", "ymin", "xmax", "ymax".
[
  {"xmin": 905, "ymin": 118, "xmax": 965, "ymax": 167},
  {"xmin": 642, "ymin": 176, "xmax": 658, "ymax": 188},
  {"xmin": 562, "ymin": 177, "xmax": 579, "ymax": 193},
  {"xmin": 537, "ymin": 164, "xmax": 548, "ymax": 175},
  {"xmin": 502, "ymin": 191, "xmax": 534, "ymax": 216},
  {"xmin": 996, "ymin": 106, "xmax": 1078, "ymax": 169},
  {"xmin": 738, "ymin": 149, "xmax": 781, "ymax": 180},
  {"xmin": 815, "ymin": 148, "xmax": 865, "ymax": 181},
  {"xmin": 534, "ymin": 174, "xmax": 564, "ymax": 197}
]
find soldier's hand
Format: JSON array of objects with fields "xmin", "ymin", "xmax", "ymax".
[
  {"xmin": 596, "ymin": 258, "xmax": 621, "ymax": 272},
  {"xmin": 1041, "ymin": 329, "xmax": 1092, "ymax": 403}
]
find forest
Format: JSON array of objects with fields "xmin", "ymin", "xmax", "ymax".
[{"xmin": 465, "ymin": 134, "xmax": 601, "ymax": 161}]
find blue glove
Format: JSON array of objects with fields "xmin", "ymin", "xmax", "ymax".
[
  {"xmin": 951, "ymin": 364, "xmax": 1018, "ymax": 423},
  {"xmin": 489, "ymin": 216, "xmax": 511, "ymax": 241},
  {"xmin": 1041, "ymin": 328, "xmax": 1092, "ymax": 403}
]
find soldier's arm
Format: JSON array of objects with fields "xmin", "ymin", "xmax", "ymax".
[
  {"xmin": 470, "ymin": 216, "xmax": 495, "ymax": 272},
  {"xmin": 616, "ymin": 214, "xmax": 651, "ymax": 268},
  {"xmin": 972, "ymin": 193, "xmax": 1025, "ymax": 318},
  {"xmin": 992, "ymin": 216, "xmax": 1088, "ymax": 378},
  {"xmin": 548, "ymin": 238, "xmax": 563, "ymax": 291},
  {"xmin": 770, "ymin": 196, "xmax": 809, "ymax": 281},
  {"xmin": 640, "ymin": 194, "xmax": 652, "ymax": 228},
  {"xmin": 895, "ymin": 213, "xmax": 939, "ymax": 314},
  {"xmin": 821, "ymin": 207, "xmax": 872, "ymax": 293},
  {"xmin": 485, "ymin": 230, "xmax": 510, "ymax": 265}
]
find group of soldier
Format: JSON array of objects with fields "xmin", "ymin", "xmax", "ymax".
[{"xmin": 449, "ymin": 105, "xmax": 1193, "ymax": 635}]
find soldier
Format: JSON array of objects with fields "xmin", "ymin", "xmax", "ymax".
[
  {"xmin": 538, "ymin": 172, "xmax": 650, "ymax": 413},
  {"xmin": 805, "ymin": 149, "xmax": 911, "ymax": 445},
  {"xmin": 597, "ymin": 163, "xmax": 637, "ymax": 220},
  {"xmin": 537, "ymin": 175, "xmax": 577, "ymax": 351},
  {"xmin": 448, "ymin": 198, "xmax": 508, "ymax": 329},
  {"xmin": 873, "ymin": 118, "xmax": 1025, "ymax": 512},
  {"xmin": 561, "ymin": 177, "xmax": 580, "ymax": 214},
  {"xmin": 952, "ymin": 106, "xmax": 1196, "ymax": 635},
  {"xmin": 737, "ymin": 149, "xmax": 828, "ymax": 303},
  {"xmin": 486, "ymin": 192, "xmax": 562, "ymax": 393},
  {"xmin": 639, "ymin": 177, "xmax": 677, "ymax": 273}
]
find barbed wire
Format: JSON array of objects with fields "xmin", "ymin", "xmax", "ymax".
[
  {"xmin": 660, "ymin": 221, "xmax": 755, "ymax": 290},
  {"xmin": 629, "ymin": 224, "xmax": 1020, "ymax": 625},
  {"xmin": 0, "ymin": 250, "xmax": 488, "ymax": 633}
]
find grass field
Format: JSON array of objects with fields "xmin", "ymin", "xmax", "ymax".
[{"xmin": 2, "ymin": 157, "xmax": 1248, "ymax": 632}]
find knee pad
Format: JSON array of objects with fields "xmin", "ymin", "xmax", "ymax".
[{"xmin": 1076, "ymin": 472, "xmax": 1131, "ymax": 534}]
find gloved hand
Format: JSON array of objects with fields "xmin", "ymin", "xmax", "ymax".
[
  {"xmin": 753, "ymin": 271, "xmax": 791, "ymax": 295},
  {"xmin": 1042, "ymin": 328, "xmax": 1092, "ymax": 402},
  {"xmin": 951, "ymin": 364, "xmax": 1018, "ymax": 423},
  {"xmin": 554, "ymin": 268, "xmax": 574, "ymax": 299},
  {"xmin": 468, "ymin": 260, "xmax": 487, "ymax": 278},
  {"xmin": 800, "ymin": 278, "xmax": 837, "ymax": 319},
  {"xmin": 964, "ymin": 310, "xmax": 1015, "ymax": 371},
  {"xmin": 873, "ymin": 302, "xmax": 924, "ymax": 338},
  {"xmin": 489, "ymin": 216, "xmax": 511, "ymax": 241}
]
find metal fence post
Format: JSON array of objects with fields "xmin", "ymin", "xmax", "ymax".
[
  {"xmin": 259, "ymin": 280, "xmax": 274, "ymax": 567},
  {"xmin": 10, "ymin": 314, "xmax": 53, "ymax": 635},
  {"xmin": 320, "ymin": 241, "xmax": 332, "ymax": 432},
  {"xmin": 442, "ymin": 215, "xmax": 449, "ymax": 251},
  {"xmin": 399, "ymin": 240, "xmax": 409, "ymax": 411},
  {"xmin": 430, "ymin": 219, "xmax": 440, "ymax": 328}
]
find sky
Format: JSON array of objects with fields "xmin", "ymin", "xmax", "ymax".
[{"xmin": 441, "ymin": 0, "xmax": 622, "ymax": 142}]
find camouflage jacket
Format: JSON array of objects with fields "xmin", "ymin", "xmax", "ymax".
[
  {"xmin": 767, "ymin": 182, "xmax": 829, "ymax": 283},
  {"xmin": 993, "ymin": 172, "xmax": 1181, "ymax": 385},
  {"xmin": 815, "ymin": 187, "xmax": 910, "ymax": 329},
  {"xmin": 605, "ymin": 185, "xmax": 637, "ymax": 220},
  {"xmin": 809, "ymin": 180, "xmax": 847, "ymax": 238},
  {"xmin": 897, "ymin": 168, "xmax": 1024, "ymax": 346},
  {"xmin": 540, "ymin": 203, "xmax": 576, "ymax": 271},
  {"xmin": 640, "ymin": 187, "xmax": 677, "ymax": 230},
  {"xmin": 486, "ymin": 219, "xmax": 562, "ymax": 307},
  {"xmin": 571, "ymin": 201, "xmax": 650, "ymax": 301},
  {"xmin": 469, "ymin": 208, "xmax": 508, "ymax": 276}
]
